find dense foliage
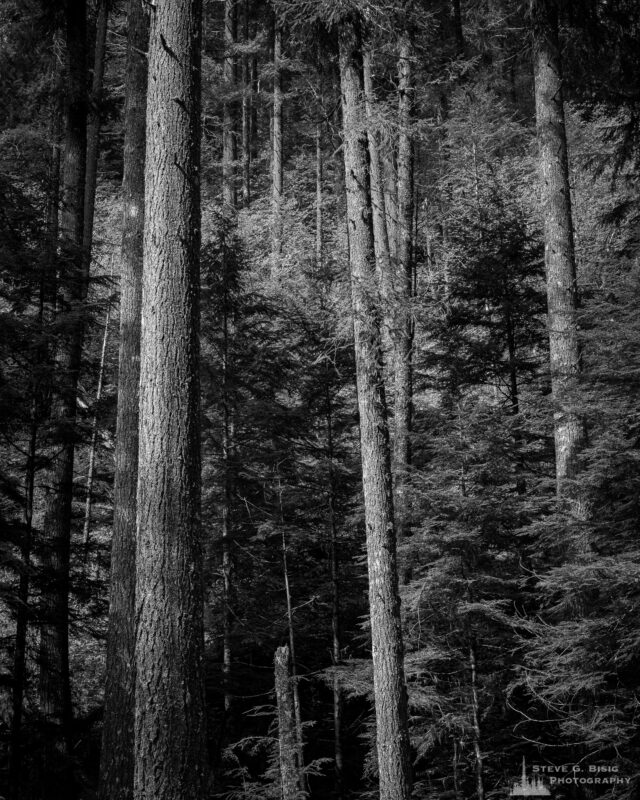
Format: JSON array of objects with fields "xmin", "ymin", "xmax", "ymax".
[{"xmin": 0, "ymin": 1, "xmax": 639, "ymax": 799}]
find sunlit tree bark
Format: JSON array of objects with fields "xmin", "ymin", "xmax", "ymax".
[
  {"xmin": 133, "ymin": 0, "xmax": 208, "ymax": 798},
  {"xmin": 531, "ymin": 0, "xmax": 584, "ymax": 507},
  {"xmin": 338, "ymin": 18, "xmax": 412, "ymax": 800}
]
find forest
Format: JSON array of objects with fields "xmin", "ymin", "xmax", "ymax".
[{"xmin": 0, "ymin": 0, "xmax": 639, "ymax": 799}]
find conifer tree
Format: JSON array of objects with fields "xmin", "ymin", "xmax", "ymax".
[
  {"xmin": 39, "ymin": 3, "xmax": 87, "ymax": 794},
  {"xmin": 531, "ymin": 0, "xmax": 584, "ymax": 508},
  {"xmin": 133, "ymin": 1, "xmax": 207, "ymax": 798},
  {"xmin": 338, "ymin": 16, "xmax": 412, "ymax": 800},
  {"xmin": 393, "ymin": 28, "xmax": 415, "ymax": 545},
  {"xmin": 99, "ymin": 1, "xmax": 148, "ymax": 797}
]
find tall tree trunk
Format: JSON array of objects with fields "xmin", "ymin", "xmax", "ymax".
[
  {"xmin": 221, "ymin": 412, "xmax": 233, "ymax": 724},
  {"xmin": 502, "ymin": 284, "xmax": 527, "ymax": 494},
  {"xmin": 393, "ymin": 35, "xmax": 414, "ymax": 547},
  {"xmin": 133, "ymin": 1, "xmax": 207, "ymax": 798},
  {"xmin": 451, "ymin": 0, "xmax": 465, "ymax": 54},
  {"xmin": 221, "ymin": 236, "xmax": 235, "ymax": 726},
  {"xmin": 241, "ymin": 0, "xmax": 251, "ymax": 206},
  {"xmin": 277, "ymin": 477, "xmax": 306, "ymax": 792},
  {"xmin": 39, "ymin": 3, "xmax": 88, "ymax": 794},
  {"xmin": 503, "ymin": 289, "xmax": 520, "ymax": 417},
  {"xmin": 531, "ymin": 0, "xmax": 584, "ymax": 505},
  {"xmin": 82, "ymin": 287, "xmax": 111, "ymax": 564},
  {"xmin": 469, "ymin": 642, "xmax": 485, "ymax": 800},
  {"xmin": 275, "ymin": 645, "xmax": 300, "ymax": 800},
  {"xmin": 383, "ymin": 154, "xmax": 398, "ymax": 265},
  {"xmin": 9, "ymin": 71, "xmax": 63, "ymax": 799},
  {"xmin": 222, "ymin": 0, "xmax": 237, "ymax": 208},
  {"xmin": 250, "ymin": 48, "xmax": 259, "ymax": 162},
  {"xmin": 83, "ymin": 0, "xmax": 109, "ymax": 266},
  {"xmin": 315, "ymin": 94, "xmax": 323, "ymax": 272},
  {"xmin": 362, "ymin": 49, "xmax": 393, "ymax": 323},
  {"xmin": 98, "ymin": 3, "xmax": 148, "ymax": 798},
  {"xmin": 452, "ymin": 739, "xmax": 461, "ymax": 800},
  {"xmin": 338, "ymin": 20, "xmax": 412, "ymax": 800},
  {"xmin": 326, "ymin": 386, "xmax": 344, "ymax": 798},
  {"xmin": 271, "ymin": 23, "xmax": 283, "ymax": 269}
]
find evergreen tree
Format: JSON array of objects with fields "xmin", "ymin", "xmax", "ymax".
[
  {"xmin": 338, "ymin": 14, "xmax": 412, "ymax": 800},
  {"xmin": 99, "ymin": 1, "xmax": 148, "ymax": 798},
  {"xmin": 133, "ymin": 1, "xmax": 208, "ymax": 798}
]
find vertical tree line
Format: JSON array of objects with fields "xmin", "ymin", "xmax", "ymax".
[
  {"xmin": 99, "ymin": 0, "xmax": 148, "ymax": 797},
  {"xmin": 1, "ymin": 1, "xmax": 640, "ymax": 800},
  {"xmin": 134, "ymin": 1, "xmax": 207, "ymax": 799},
  {"xmin": 38, "ymin": 3, "xmax": 87, "ymax": 795},
  {"xmin": 338, "ymin": 16, "xmax": 412, "ymax": 800}
]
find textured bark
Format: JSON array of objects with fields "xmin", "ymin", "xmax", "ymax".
[
  {"xmin": 393, "ymin": 36, "xmax": 414, "ymax": 546},
  {"xmin": 275, "ymin": 645, "xmax": 300, "ymax": 800},
  {"xmin": 134, "ymin": 0, "xmax": 207, "ymax": 797},
  {"xmin": 271, "ymin": 24, "xmax": 283, "ymax": 266},
  {"xmin": 338, "ymin": 21, "xmax": 412, "ymax": 800},
  {"xmin": 38, "ymin": 3, "xmax": 88, "ymax": 794},
  {"xmin": 362, "ymin": 49, "xmax": 393, "ymax": 321},
  {"xmin": 531, "ymin": 0, "xmax": 584, "ymax": 502},
  {"xmin": 383, "ymin": 154, "xmax": 399, "ymax": 264},
  {"xmin": 222, "ymin": 0, "xmax": 237, "ymax": 208},
  {"xmin": 98, "ymin": 4, "xmax": 148, "ymax": 799}
]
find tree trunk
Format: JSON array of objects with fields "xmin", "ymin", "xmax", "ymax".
[
  {"xmin": 393, "ymin": 35, "xmax": 414, "ymax": 547},
  {"xmin": 271, "ymin": 23, "xmax": 283, "ymax": 269},
  {"xmin": 469, "ymin": 642, "xmax": 485, "ymax": 800},
  {"xmin": 82, "ymin": 291, "xmax": 111, "ymax": 565},
  {"xmin": 502, "ymin": 283, "xmax": 527, "ymax": 494},
  {"xmin": 250, "ymin": 49, "xmax": 259, "ymax": 162},
  {"xmin": 98, "ymin": 3, "xmax": 148, "ymax": 798},
  {"xmin": 221, "ymin": 424, "xmax": 233, "ymax": 724},
  {"xmin": 275, "ymin": 645, "xmax": 300, "ymax": 800},
  {"xmin": 241, "ymin": 0, "xmax": 251, "ymax": 206},
  {"xmin": 362, "ymin": 49, "xmax": 393, "ymax": 324},
  {"xmin": 277, "ymin": 477, "xmax": 306, "ymax": 793},
  {"xmin": 452, "ymin": 0, "xmax": 465, "ymax": 54},
  {"xmin": 221, "ymin": 237, "xmax": 235, "ymax": 725},
  {"xmin": 452, "ymin": 739, "xmax": 461, "ymax": 800},
  {"xmin": 383, "ymin": 154, "xmax": 398, "ymax": 265},
  {"xmin": 338, "ymin": 20, "xmax": 412, "ymax": 800},
  {"xmin": 315, "ymin": 95, "xmax": 323, "ymax": 272},
  {"xmin": 83, "ymin": 0, "xmax": 109, "ymax": 266},
  {"xmin": 222, "ymin": 0, "xmax": 237, "ymax": 208},
  {"xmin": 531, "ymin": 0, "xmax": 584, "ymax": 505},
  {"xmin": 326, "ymin": 386, "xmax": 344, "ymax": 798},
  {"xmin": 133, "ymin": 1, "xmax": 207, "ymax": 798},
  {"xmin": 39, "ymin": 3, "xmax": 88, "ymax": 794}
]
